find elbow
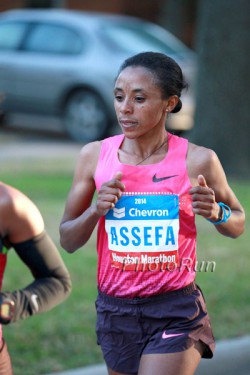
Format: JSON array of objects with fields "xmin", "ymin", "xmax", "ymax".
[
  {"xmin": 233, "ymin": 213, "xmax": 246, "ymax": 238},
  {"xmin": 218, "ymin": 222, "xmax": 245, "ymax": 239},
  {"xmin": 231, "ymin": 225, "xmax": 245, "ymax": 239},
  {"xmin": 55, "ymin": 271, "xmax": 72, "ymax": 302},
  {"xmin": 59, "ymin": 221, "xmax": 92, "ymax": 253},
  {"xmin": 59, "ymin": 224, "xmax": 78, "ymax": 253},
  {"xmin": 60, "ymin": 237, "xmax": 78, "ymax": 254},
  {"xmin": 228, "ymin": 220, "xmax": 245, "ymax": 239},
  {"xmin": 226, "ymin": 211, "xmax": 246, "ymax": 239}
]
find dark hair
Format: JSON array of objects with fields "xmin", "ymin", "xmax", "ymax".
[{"xmin": 117, "ymin": 51, "xmax": 188, "ymax": 113}]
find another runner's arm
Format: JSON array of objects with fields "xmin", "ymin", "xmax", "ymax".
[
  {"xmin": 0, "ymin": 232, "xmax": 72, "ymax": 324},
  {"xmin": 188, "ymin": 144, "xmax": 245, "ymax": 238},
  {"xmin": 0, "ymin": 184, "xmax": 71, "ymax": 324},
  {"xmin": 60, "ymin": 142, "xmax": 125, "ymax": 253}
]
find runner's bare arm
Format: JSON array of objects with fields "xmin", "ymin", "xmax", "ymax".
[
  {"xmin": 59, "ymin": 142, "xmax": 101, "ymax": 252},
  {"xmin": 0, "ymin": 183, "xmax": 44, "ymax": 242},
  {"xmin": 187, "ymin": 144, "xmax": 245, "ymax": 238},
  {"xmin": 59, "ymin": 142, "xmax": 125, "ymax": 253}
]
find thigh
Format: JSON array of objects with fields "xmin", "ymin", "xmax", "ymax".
[
  {"xmin": 138, "ymin": 341, "xmax": 204, "ymax": 375},
  {"xmin": 96, "ymin": 295, "xmax": 143, "ymax": 374},
  {"xmin": 0, "ymin": 339, "xmax": 13, "ymax": 375}
]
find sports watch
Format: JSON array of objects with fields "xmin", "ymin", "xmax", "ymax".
[{"xmin": 0, "ymin": 296, "xmax": 15, "ymax": 324}]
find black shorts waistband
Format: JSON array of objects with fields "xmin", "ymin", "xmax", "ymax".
[{"xmin": 98, "ymin": 282, "xmax": 196, "ymax": 306}]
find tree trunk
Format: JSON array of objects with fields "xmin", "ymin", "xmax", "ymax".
[
  {"xmin": 158, "ymin": 0, "xmax": 198, "ymax": 48},
  {"xmin": 191, "ymin": 0, "xmax": 250, "ymax": 177}
]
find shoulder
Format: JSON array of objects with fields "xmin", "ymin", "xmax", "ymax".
[
  {"xmin": 0, "ymin": 183, "xmax": 44, "ymax": 241},
  {"xmin": 187, "ymin": 142, "xmax": 221, "ymax": 183},
  {"xmin": 78, "ymin": 140, "xmax": 102, "ymax": 161},
  {"xmin": 78, "ymin": 135, "xmax": 122, "ymax": 156},
  {"xmin": 76, "ymin": 136, "xmax": 120, "ymax": 174},
  {"xmin": 0, "ymin": 183, "xmax": 44, "ymax": 238},
  {"xmin": 0, "ymin": 183, "xmax": 18, "ymax": 210},
  {"xmin": 0, "ymin": 182, "xmax": 40, "ymax": 217},
  {"xmin": 74, "ymin": 140, "xmax": 102, "ymax": 178},
  {"xmin": 188, "ymin": 142, "xmax": 218, "ymax": 164}
]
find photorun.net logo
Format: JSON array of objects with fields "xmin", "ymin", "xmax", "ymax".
[{"xmin": 120, "ymin": 257, "xmax": 216, "ymax": 272}]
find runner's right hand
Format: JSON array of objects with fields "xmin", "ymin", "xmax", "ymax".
[{"xmin": 95, "ymin": 172, "xmax": 125, "ymax": 216}]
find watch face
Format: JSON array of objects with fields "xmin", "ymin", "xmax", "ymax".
[
  {"xmin": 1, "ymin": 303, "xmax": 10, "ymax": 318},
  {"xmin": 0, "ymin": 298, "xmax": 15, "ymax": 322}
]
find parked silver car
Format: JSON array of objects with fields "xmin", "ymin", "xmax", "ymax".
[{"xmin": 0, "ymin": 9, "xmax": 197, "ymax": 142}]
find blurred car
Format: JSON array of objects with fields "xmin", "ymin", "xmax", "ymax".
[{"xmin": 0, "ymin": 9, "xmax": 197, "ymax": 142}]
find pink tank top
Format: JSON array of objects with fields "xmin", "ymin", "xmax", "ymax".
[{"xmin": 94, "ymin": 133, "xmax": 197, "ymax": 297}]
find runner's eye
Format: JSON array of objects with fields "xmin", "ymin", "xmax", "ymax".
[
  {"xmin": 115, "ymin": 94, "xmax": 123, "ymax": 102},
  {"xmin": 135, "ymin": 96, "xmax": 145, "ymax": 103}
]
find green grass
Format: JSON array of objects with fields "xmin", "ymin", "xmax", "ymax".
[{"xmin": 1, "ymin": 157, "xmax": 250, "ymax": 375}]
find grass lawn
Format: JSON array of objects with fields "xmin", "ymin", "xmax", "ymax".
[{"xmin": 1, "ymin": 155, "xmax": 249, "ymax": 375}]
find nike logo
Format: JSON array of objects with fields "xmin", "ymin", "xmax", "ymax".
[
  {"xmin": 31, "ymin": 294, "xmax": 39, "ymax": 312},
  {"xmin": 162, "ymin": 332, "xmax": 184, "ymax": 339},
  {"xmin": 152, "ymin": 174, "xmax": 179, "ymax": 183}
]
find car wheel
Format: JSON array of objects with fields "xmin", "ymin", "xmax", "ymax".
[{"xmin": 63, "ymin": 89, "xmax": 109, "ymax": 143}]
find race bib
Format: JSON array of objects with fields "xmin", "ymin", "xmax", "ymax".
[{"xmin": 105, "ymin": 193, "xmax": 179, "ymax": 271}]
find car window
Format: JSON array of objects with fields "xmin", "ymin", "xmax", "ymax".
[
  {"xmin": 24, "ymin": 23, "xmax": 83, "ymax": 55},
  {"xmin": 101, "ymin": 23, "xmax": 188, "ymax": 56},
  {"xmin": 0, "ymin": 21, "xmax": 28, "ymax": 50}
]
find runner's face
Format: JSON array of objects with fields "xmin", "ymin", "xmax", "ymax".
[{"xmin": 114, "ymin": 66, "xmax": 168, "ymax": 138}]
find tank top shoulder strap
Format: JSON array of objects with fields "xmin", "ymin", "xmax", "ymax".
[
  {"xmin": 98, "ymin": 134, "xmax": 124, "ymax": 162},
  {"xmin": 95, "ymin": 135, "xmax": 124, "ymax": 190},
  {"xmin": 166, "ymin": 133, "xmax": 189, "ymax": 174},
  {"xmin": 167, "ymin": 134, "xmax": 188, "ymax": 165},
  {"xmin": 168, "ymin": 133, "xmax": 188, "ymax": 158},
  {"xmin": 100, "ymin": 134, "xmax": 124, "ymax": 152}
]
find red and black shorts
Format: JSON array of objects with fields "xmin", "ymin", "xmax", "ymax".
[{"xmin": 96, "ymin": 283, "xmax": 215, "ymax": 374}]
